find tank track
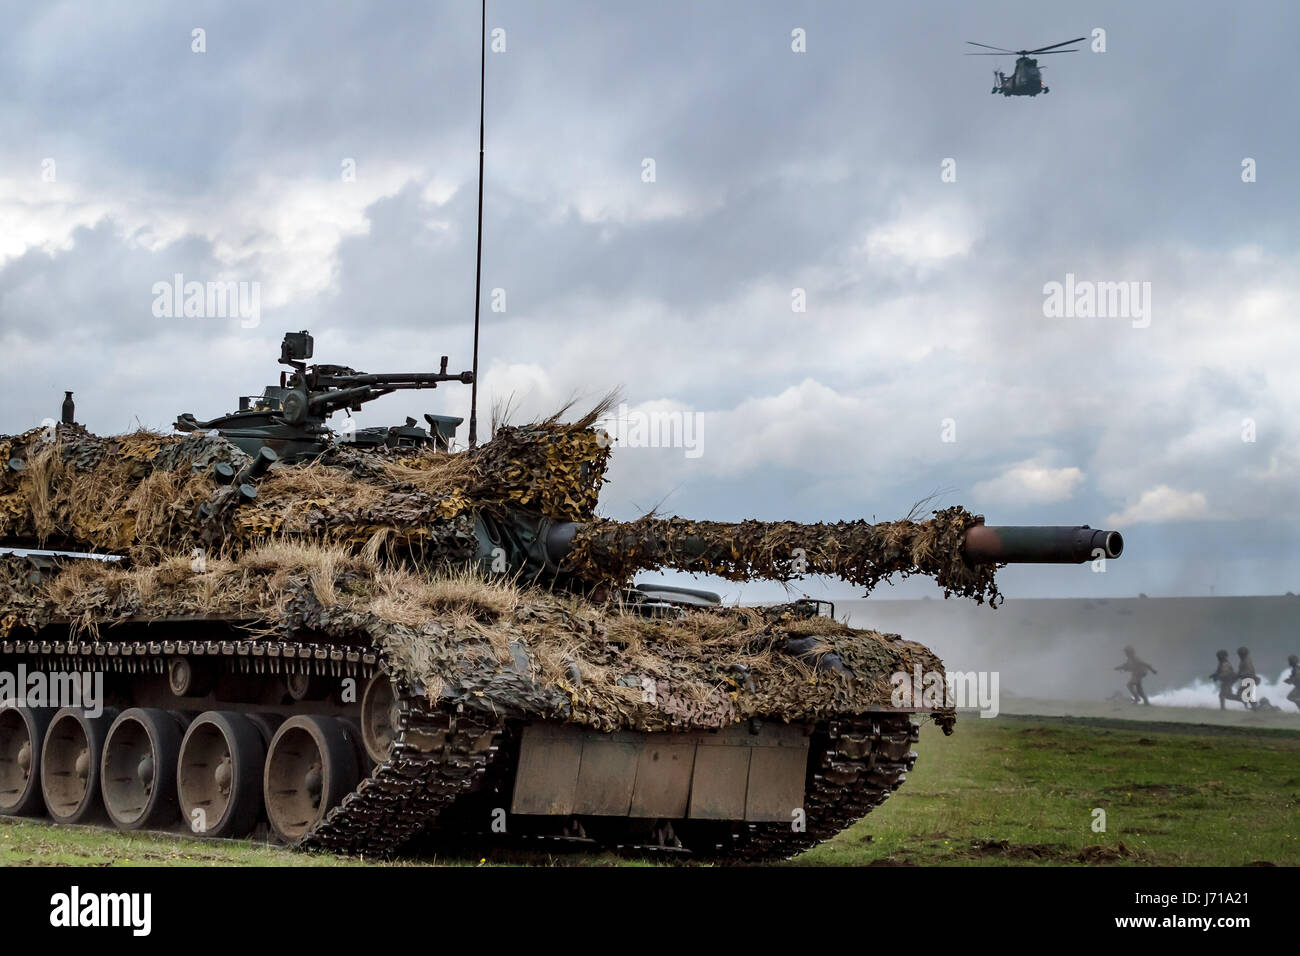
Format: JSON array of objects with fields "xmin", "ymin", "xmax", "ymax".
[
  {"xmin": 1, "ymin": 632, "xmax": 504, "ymax": 856},
  {"xmin": 301, "ymin": 687, "xmax": 501, "ymax": 856},
  {"xmin": 2, "ymin": 633, "xmax": 917, "ymax": 862},
  {"xmin": 1, "ymin": 633, "xmax": 383, "ymax": 681},
  {"xmin": 696, "ymin": 712, "xmax": 919, "ymax": 862}
]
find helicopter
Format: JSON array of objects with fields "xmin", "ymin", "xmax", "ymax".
[{"xmin": 966, "ymin": 36, "xmax": 1087, "ymax": 96}]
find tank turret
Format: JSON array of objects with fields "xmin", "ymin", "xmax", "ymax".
[{"xmin": 0, "ymin": 378, "xmax": 1122, "ymax": 606}]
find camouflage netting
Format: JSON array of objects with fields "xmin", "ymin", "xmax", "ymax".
[
  {"xmin": 0, "ymin": 551, "xmax": 953, "ymax": 733},
  {"xmin": 0, "ymin": 416, "xmax": 609, "ymax": 558},
  {"xmin": 0, "ymin": 418, "xmax": 997, "ymax": 604},
  {"xmin": 565, "ymin": 509, "xmax": 1000, "ymax": 604},
  {"xmin": 0, "ymin": 426, "xmax": 247, "ymax": 553},
  {"xmin": 467, "ymin": 418, "xmax": 610, "ymax": 520}
]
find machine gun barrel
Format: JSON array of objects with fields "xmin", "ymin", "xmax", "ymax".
[
  {"xmin": 305, "ymin": 370, "xmax": 475, "ymax": 416},
  {"xmin": 330, "ymin": 371, "xmax": 475, "ymax": 387}
]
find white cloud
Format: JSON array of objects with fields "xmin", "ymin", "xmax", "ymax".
[
  {"xmin": 569, "ymin": 179, "xmax": 722, "ymax": 225},
  {"xmin": 0, "ymin": 164, "xmax": 431, "ymax": 305},
  {"xmin": 860, "ymin": 204, "xmax": 976, "ymax": 269},
  {"xmin": 1, "ymin": 1, "xmax": 1299, "ymax": 596},
  {"xmin": 704, "ymin": 380, "xmax": 864, "ymax": 477},
  {"xmin": 0, "ymin": 179, "xmax": 114, "ymax": 264},
  {"xmin": 972, "ymin": 461, "xmax": 1086, "ymax": 506},
  {"xmin": 1106, "ymin": 485, "xmax": 1208, "ymax": 526}
]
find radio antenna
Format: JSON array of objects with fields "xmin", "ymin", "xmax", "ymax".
[{"xmin": 467, "ymin": 0, "xmax": 487, "ymax": 448}]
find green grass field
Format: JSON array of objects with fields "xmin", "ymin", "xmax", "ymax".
[
  {"xmin": 799, "ymin": 714, "xmax": 1300, "ymax": 866},
  {"xmin": 2, "ymin": 714, "xmax": 1296, "ymax": 866}
]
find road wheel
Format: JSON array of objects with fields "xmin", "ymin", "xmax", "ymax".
[
  {"xmin": 101, "ymin": 708, "xmax": 185, "ymax": 830},
  {"xmin": 40, "ymin": 707, "xmax": 118, "ymax": 824},
  {"xmin": 264, "ymin": 715, "xmax": 359, "ymax": 843},
  {"xmin": 177, "ymin": 711, "xmax": 265, "ymax": 838},
  {"xmin": 360, "ymin": 673, "xmax": 399, "ymax": 764},
  {"xmin": 0, "ymin": 707, "xmax": 54, "ymax": 815}
]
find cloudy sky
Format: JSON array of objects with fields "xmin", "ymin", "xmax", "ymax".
[{"xmin": 1, "ymin": 0, "xmax": 1296, "ymax": 601}]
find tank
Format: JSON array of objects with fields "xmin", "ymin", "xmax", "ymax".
[{"xmin": 0, "ymin": 332, "xmax": 1123, "ymax": 860}]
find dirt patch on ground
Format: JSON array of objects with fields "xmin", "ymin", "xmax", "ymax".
[
  {"xmin": 1077, "ymin": 842, "xmax": 1138, "ymax": 863},
  {"xmin": 1103, "ymin": 783, "xmax": 1197, "ymax": 798},
  {"xmin": 971, "ymin": 839, "xmax": 1065, "ymax": 861},
  {"xmin": 971, "ymin": 839, "xmax": 1139, "ymax": 864}
]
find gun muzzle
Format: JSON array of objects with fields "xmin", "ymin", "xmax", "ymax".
[{"xmin": 962, "ymin": 524, "xmax": 1123, "ymax": 564}]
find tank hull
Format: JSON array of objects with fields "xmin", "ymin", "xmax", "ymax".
[{"xmin": 0, "ymin": 621, "xmax": 921, "ymax": 860}]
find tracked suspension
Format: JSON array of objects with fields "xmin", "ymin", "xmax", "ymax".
[
  {"xmin": 0, "ymin": 632, "xmax": 921, "ymax": 861},
  {"xmin": 302, "ymin": 686, "xmax": 501, "ymax": 855}
]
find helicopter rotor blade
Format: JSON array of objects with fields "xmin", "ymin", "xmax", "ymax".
[
  {"xmin": 965, "ymin": 52, "xmax": 1009, "ymax": 56},
  {"xmin": 966, "ymin": 41, "xmax": 1017, "ymax": 53},
  {"xmin": 1034, "ymin": 49, "xmax": 1078, "ymax": 55},
  {"xmin": 1027, "ymin": 36, "xmax": 1088, "ymax": 54}
]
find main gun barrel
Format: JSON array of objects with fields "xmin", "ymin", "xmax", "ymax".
[
  {"xmin": 543, "ymin": 519, "xmax": 1124, "ymax": 569},
  {"xmin": 525, "ymin": 513, "xmax": 1124, "ymax": 604},
  {"xmin": 527, "ymin": 512, "xmax": 1126, "ymax": 604},
  {"xmin": 962, "ymin": 523, "xmax": 1123, "ymax": 563}
]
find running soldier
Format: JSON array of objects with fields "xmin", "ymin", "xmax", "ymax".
[
  {"xmin": 1114, "ymin": 646, "xmax": 1156, "ymax": 705},
  {"xmin": 1210, "ymin": 650, "xmax": 1238, "ymax": 710},
  {"xmin": 1236, "ymin": 647, "xmax": 1259, "ymax": 710}
]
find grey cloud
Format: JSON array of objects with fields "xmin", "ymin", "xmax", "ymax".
[{"xmin": 1, "ymin": 0, "xmax": 1297, "ymax": 599}]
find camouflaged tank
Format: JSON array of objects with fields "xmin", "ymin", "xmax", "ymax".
[{"xmin": 0, "ymin": 334, "xmax": 1122, "ymax": 860}]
